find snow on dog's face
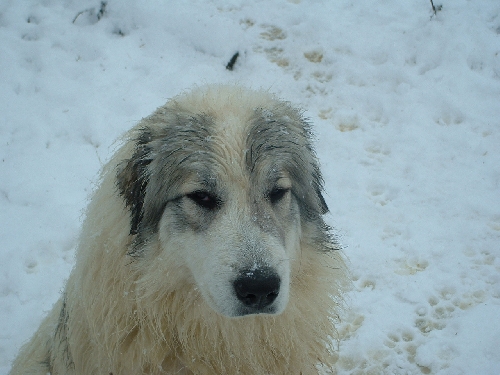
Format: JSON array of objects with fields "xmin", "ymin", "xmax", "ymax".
[{"xmin": 117, "ymin": 86, "xmax": 328, "ymax": 317}]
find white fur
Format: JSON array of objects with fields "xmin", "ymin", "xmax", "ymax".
[{"xmin": 10, "ymin": 85, "xmax": 348, "ymax": 374}]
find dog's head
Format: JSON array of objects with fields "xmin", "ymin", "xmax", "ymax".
[{"xmin": 117, "ymin": 86, "xmax": 329, "ymax": 317}]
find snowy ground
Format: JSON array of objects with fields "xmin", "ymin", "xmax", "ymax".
[{"xmin": 1, "ymin": 0, "xmax": 499, "ymax": 373}]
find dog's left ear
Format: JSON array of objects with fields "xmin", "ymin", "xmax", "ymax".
[
  {"xmin": 316, "ymin": 185, "xmax": 329, "ymax": 215},
  {"xmin": 311, "ymin": 165, "xmax": 329, "ymax": 215},
  {"xmin": 116, "ymin": 129, "xmax": 153, "ymax": 236}
]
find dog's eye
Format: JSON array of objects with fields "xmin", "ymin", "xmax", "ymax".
[
  {"xmin": 268, "ymin": 187, "xmax": 289, "ymax": 204},
  {"xmin": 186, "ymin": 191, "xmax": 219, "ymax": 210}
]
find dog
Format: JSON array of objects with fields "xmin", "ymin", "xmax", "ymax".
[{"xmin": 10, "ymin": 85, "xmax": 347, "ymax": 374}]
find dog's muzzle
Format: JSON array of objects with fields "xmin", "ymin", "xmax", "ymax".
[{"xmin": 233, "ymin": 267, "xmax": 281, "ymax": 315}]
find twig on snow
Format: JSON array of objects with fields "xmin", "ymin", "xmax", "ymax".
[
  {"xmin": 226, "ymin": 52, "xmax": 240, "ymax": 71},
  {"xmin": 430, "ymin": 0, "xmax": 442, "ymax": 18}
]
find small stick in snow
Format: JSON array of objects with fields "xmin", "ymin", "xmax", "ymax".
[
  {"xmin": 73, "ymin": 1, "xmax": 107, "ymax": 24},
  {"xmin": 430, "ymin": 0, "xmax": 442, "ymax": 17},
  {"xmin": 226, "ymin": 52, "xmax": 240, "ymax": 71}
]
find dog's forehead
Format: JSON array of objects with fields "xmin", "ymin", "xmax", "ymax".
[
  {"xmin": 140, "ymin": 86, "xmax": 313, "ymax": 191},
  {"xmin": 208, "ymin": 107, "xmax": 305, "ymax": 186},
  {"xmin": 168, "ymin": 93, "xmax": 292, "ymax": 168}
]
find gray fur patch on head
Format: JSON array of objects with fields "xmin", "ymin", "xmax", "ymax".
[
  {"xmin": 246, "ymin": 105, "xmax": 329, "ymax": 221},
  {"xmin": 116, "ymin": 109, "xmax": 215, "ymax": 255}
]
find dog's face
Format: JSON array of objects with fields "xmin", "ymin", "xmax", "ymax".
[
  {"xmin": 117, "ymin": 87, "xmax": 328, "ymax": 317},
  {"xmin": 158, "ymin": 164, "xmax": 298, "ymax": 317}
]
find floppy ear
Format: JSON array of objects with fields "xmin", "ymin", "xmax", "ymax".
[
  {"xmin": 289, "ymin": 159, "xmax": 329, "ymax": 220},
  {"xmin": 310, "ymin": 161, "xmax": 329, "ymax": 215},
  {"xmin": 116, "ymin": 130, "xmax": 153, "ymax": 236},
  {"xmin": 316, "ymin": 185, "xmax": 329, "ymax": 215},
  {"xmin": 299, "ymin": 116, "xmax": 329, "ymax": 217}
]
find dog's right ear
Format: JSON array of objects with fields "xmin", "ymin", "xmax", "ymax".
[{"xmin": 116, "ymin": 129, "xmax": 153, "ymax": 236}]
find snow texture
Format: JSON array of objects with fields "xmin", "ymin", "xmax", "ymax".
[{"xmin": 1, "ymin": 0, "xmax": 499, "ymax": 373}]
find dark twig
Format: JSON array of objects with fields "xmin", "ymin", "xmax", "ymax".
[
  {"xmin": 73, "ymin": 1, "xmax": 107, "ymax": 24},
  {"xmin": 430, "ymin": 0, "xmax": 442, "ymax": 17},
  {"xmin": 96, "ymin": 2, "xmax": 107, "ymax": 21},
  {"xmin": 226, "ymin": 52, "xmax": 239, "ymax": 71}
]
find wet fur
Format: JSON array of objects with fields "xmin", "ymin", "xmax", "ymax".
[{"xmin": 10, "ymin": 85, "xmax": 347, "ymax": 374}]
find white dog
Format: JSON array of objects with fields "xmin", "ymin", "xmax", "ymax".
[{"xmin": 10, "ymin": 85, "xmax": 347, "ymax": 374}]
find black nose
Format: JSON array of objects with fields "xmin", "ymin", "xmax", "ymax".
[{"xmin": 233, "ymin": 268, "xmax": 280, "ymax": 310}]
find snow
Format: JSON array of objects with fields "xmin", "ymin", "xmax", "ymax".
[{"xmin": 1, "ymin": 0, "xmax": 499, "ymax": 373}]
